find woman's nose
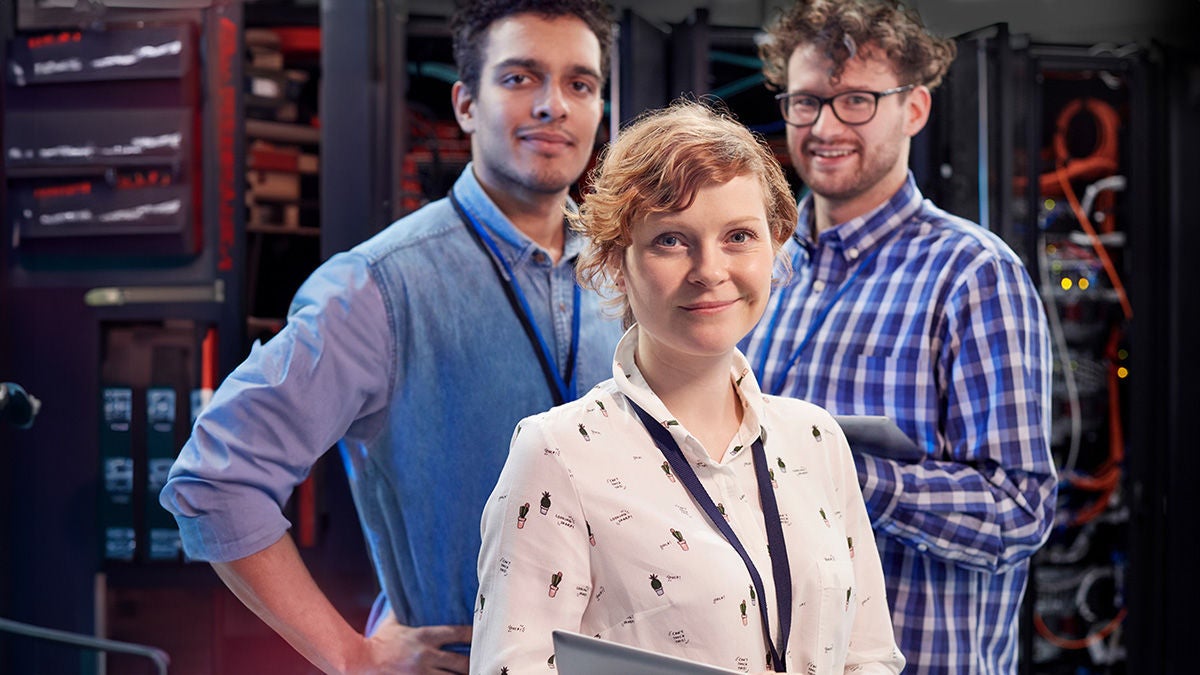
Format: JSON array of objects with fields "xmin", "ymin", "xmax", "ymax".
[{"xmin": 688, "ymin": 247, "xmax": 730, "ymax": 286}]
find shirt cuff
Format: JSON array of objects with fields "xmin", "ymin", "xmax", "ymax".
[
  {"xmin": 174, "ymin": 509, "xmax": 291, "ymax": 563},
  {"xmin": 853, "ymin": 451, "xmax": 902, "ymax": 528}
]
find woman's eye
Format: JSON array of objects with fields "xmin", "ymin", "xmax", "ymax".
[{"xmin": 655, "ymin": 234, "xmax": 679, "ymax": 247}]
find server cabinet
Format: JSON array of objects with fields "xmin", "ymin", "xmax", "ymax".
[
  {"xmin": 928, "ymin": 25, "xmax": 1197, "ymax": 674},
  {"xmin": 0, "ymin": 2, "xmax": 246, "ymax": 673}
]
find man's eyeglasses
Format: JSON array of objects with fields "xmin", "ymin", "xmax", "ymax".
[{"xmin": 775, "ymin": 84, "xmax": 916, "ymax": 127}]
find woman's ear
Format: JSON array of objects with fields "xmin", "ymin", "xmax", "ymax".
[{"xmin": 607, "ymin": 249, "xmax": 626, "ymax": 292}]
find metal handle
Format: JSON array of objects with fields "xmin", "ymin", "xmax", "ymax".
[{"xmin": 0, "ymin": 616, "xmax": 170, "ymax": 675}]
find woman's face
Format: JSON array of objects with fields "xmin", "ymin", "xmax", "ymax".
[{"xmin": 619, "ymin": 174, "xmax": 776, "ymax": 365}]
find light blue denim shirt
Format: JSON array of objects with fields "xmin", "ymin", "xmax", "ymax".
[{"xmin": 161, "ymin": 165, "xmax": 623, "ymax": 629}]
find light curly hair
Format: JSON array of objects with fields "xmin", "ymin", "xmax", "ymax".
[
  {"xmin": 572, "ymin": 99, "xmax": 798, "ymax": 328},
  {"xmin": 759, "ymin": 0, "xmax": 957, "ymax": 90}
]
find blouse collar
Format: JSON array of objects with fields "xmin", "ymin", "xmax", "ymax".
[{"xmin": 610, "ymin": 325, "xmax": 772, "ymax": 462}]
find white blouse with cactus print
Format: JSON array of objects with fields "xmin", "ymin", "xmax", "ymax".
[{"xmin": 472, "ymin": 327, "xmax": 904, "ymax": 674}]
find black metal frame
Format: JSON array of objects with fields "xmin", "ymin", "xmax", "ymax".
[
  {"xmin": 1157, "ymin": 44, "xmax": 1200, "ymax": 673},
  {"xmin": 320, "ymin": 0, "xmax": 409, "ymax": 259},
  {"xmin": 0, "ymin": 3, "xmax": 13, "ymax": 662}
]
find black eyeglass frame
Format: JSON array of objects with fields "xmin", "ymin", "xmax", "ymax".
[{"xmin": 774, "ymin": 84, "xmax": 917, "ymax": 127}]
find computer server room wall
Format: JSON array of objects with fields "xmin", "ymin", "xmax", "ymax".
[{"xmin": 1, "ymin": 1, "xmax": 1197, "ymax": 673}]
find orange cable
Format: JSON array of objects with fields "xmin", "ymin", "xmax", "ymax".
[
  {"xmin": 1054, "ymin": 167, "xmax": 1133, "ymax": 320},
  {"xmin": 1070, "ymin": 482, "xmax": 1117, "ymax": 526},
  {"xmin": 1034, "ymin": 608, "xmax": 1127, "ymax": 650},
  {"xmin": 1066, "ymin": 327, "xmax": 1126, "ymax": 525},
  {"xmin": 1105, "ymin": 328, "xmax": 1126, "ymax": 466},
  {"xmin": 201, "ymin": 326, "xmax": 218, "ymax": 391},
  {"xmin": 1067, "ymin": 468, "xmax": 1119, "ymax": 492}
]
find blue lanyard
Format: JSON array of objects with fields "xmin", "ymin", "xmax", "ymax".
[
  {"xmin": 450, "ymin": 191, "xmax": 580, "ymax": 405},
  {"xmin": 759, "ymin": 239, "xmax": 886, "ymax": 395},
  {"xmin": 627, "ymin": 399, "xmax": 791, "ymax": 673}
]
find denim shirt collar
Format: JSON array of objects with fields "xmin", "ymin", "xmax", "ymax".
[
  {"xmin": 450, "ymin": 162, "xmax": 585, "ymax": 267},
  {"xmin": 793, "ymin": 171, "xmax": 924, "ymax": 262}
]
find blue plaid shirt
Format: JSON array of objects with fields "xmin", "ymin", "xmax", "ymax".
[{"xmin": 741, "ymin": 174, "xmax": 1056, "ymax": 675}]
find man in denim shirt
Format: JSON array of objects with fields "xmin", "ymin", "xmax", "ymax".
[{"xmin": 160, "ymin": 1, "xmax": 621, "ymax": 672}]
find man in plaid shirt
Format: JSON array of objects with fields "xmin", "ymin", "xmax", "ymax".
[{"xmin": 742, "ymin": 1, "xmax": 1057, "ymax": 673}]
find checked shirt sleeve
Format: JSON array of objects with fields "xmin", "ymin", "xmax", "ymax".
[{"xmin": 856, "ymin": 254, "xmax": 1058, "ymax": 573}]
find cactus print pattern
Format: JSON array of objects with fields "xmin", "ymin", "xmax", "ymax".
[{"xmin": 472, "ymin": 332, "xmax": 903, "ymax": 675}]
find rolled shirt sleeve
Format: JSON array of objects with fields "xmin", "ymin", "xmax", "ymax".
[{"xmin": 160, "ymin": 251, "xmax": 394, "ymax": 562}]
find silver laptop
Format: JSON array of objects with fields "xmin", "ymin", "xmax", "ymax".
[{"xmin": 552, "ymin": 630, "xmax": 739, "ymax": 675}]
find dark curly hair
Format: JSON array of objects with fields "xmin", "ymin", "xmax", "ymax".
[
  {"xmin": 451, "ymin": 0, "xmax": 615, "ymax": 97},
  {"xmin": 759, "ymin": 0, "xmax": 956, "ymax": 90}
]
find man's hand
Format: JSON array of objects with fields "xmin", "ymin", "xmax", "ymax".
[{"xmin": 357, "ymin": 612, "xmax": 472, "ymax": 675}]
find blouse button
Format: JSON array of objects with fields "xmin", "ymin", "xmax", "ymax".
[
  {"xmin": 812, "ymin": 280, "xmax": 826, "ymax": 292},
  {"xmin": 847, "ymin": 247, "xmax": 860, "ymax": 260}
]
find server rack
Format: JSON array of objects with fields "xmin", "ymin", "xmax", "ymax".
[
  {"xmin": 927, "ymin": 25, "xmax": 1199, "ymax": 674},
  {"xmin": 0, "ymin": 2, "xmax": 246, "ymax": 673},
  {"xmin": 0, "ymin": 0, "xmax": 378, "ymax": 671}
]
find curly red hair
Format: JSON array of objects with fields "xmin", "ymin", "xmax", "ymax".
[{"xmin": 572, "ymin": 99, "xmax": 798, "ymax": 327}]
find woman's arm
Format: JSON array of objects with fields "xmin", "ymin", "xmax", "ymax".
[{"xmin": 832, "ymin": 423, "xmax": 906, "ymax": 675}]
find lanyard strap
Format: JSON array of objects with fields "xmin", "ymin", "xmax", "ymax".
[
  {"xmin": 627, "ymin": 399, "xmax": 791, "ymax": 672},
  {"xmin": 450, "ymin": 191, "xmax": 580, "ymax": 405},
  {"xmin": 759, "ymin": 240, "xmax": 887, "ymax": 395}
]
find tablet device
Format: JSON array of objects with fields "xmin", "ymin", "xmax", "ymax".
[
  {"xmin": 834, "ymin": 415, "xmax": 925, "ymax": 462},
  {"xmin": 552, "ymin": 630, "xmax": 739, "ymax": 675}
]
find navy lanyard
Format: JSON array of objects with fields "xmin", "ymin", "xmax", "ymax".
[
  {"xmin": 450, "ymin": 191, "xmax": 580, "ymax": 406},
  {"xmin": 627, "ymin": 399, "xmax": 791, "ymax": 673},
  {"xmin": 758, "ymin": 238, "xmax": 887, "ymax": 395}
]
